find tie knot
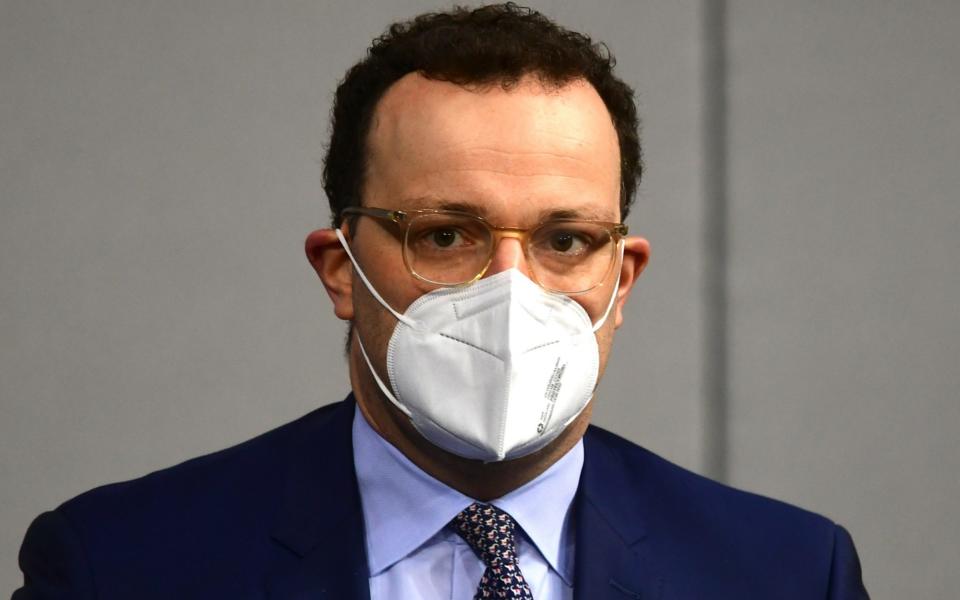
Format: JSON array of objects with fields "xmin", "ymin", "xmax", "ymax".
[{"xmin": 451, "ymin": 503, "xmax": 521, "ymax": 567}]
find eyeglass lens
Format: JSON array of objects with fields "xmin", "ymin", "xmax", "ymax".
[{"xmin": 403, "ymin": 212, "xmax": 616, "ymax": 293}]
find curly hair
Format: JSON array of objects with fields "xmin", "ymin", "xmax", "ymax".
[{"xmin": 322, "ymin": 3, "xmax": 641, "ymax": 226}]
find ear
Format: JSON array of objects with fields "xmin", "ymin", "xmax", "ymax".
[
  {"xmin": 305, "ymin": 229, "xmax": 354, "ymax": 320},
  {"xmin": 613, "ymin": 236, "xmax": 650, "ymax": 328}
]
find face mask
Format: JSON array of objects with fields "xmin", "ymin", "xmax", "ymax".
[{"xmin": 336, "ymin": 229, "xmax": 621, "ymax": 462}]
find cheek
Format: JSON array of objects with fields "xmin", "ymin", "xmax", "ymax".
[
  {"xmin": 351, "ymin": 241, "xmax": 430, "ymax": 314},
  {"xmin": 350, "ymin": 271, "xmax": 402, "ymax": 370},
  {"xmin": 573, "ymin": 283, "xmax": 616, "ymax": 326}
]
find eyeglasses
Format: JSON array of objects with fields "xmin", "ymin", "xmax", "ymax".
[{"xmin": 341, "ymin": 207, "xmax": 627, "ymax": 294}]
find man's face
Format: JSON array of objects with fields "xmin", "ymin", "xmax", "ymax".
[
  {"xmin": 351, "ymin": 72, "xmax": 623, "ymax": 363},
  {"xmin": 313, "ymin": 72, "xmax": 647, "ymax": 470}
]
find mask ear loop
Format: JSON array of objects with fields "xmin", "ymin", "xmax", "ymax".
[
  {"xmin": 334, "ymin": 228, "xmax": 413, "ymax": 416},
  {"xmin": 590, "ymin": 239, "xmax": 626, "ymax": 333},
  {"xmin": 335, "ymin": 228, "xmax": 417, "ymax": 328},
  {"xmin": 561, "ymin": 239, "xmax": 626, "ymax": 428},
  {"xmin": 355, "ymin": 334, "xmax": 412, "ymax": 417}
]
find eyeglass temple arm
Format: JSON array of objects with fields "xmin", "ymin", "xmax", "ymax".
[{"xmin": 341, "ymin": 206, "xmax": 407, "ymax": 223}]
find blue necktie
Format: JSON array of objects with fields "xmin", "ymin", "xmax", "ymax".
[{"xmin": 451, "ymin": 503, "xmax": 535, "ymax": 599}]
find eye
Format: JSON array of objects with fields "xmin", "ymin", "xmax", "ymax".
[
  {"xmin": 406, "ymin": 213, "xmax": 489, "ymax": 257},
  {"xmin": 412, "ymin": 225, "xmax": 473, "ymax": 251},
  {"xmin": 431, "ymin": 228, "xmax": 460, "ymax": 248},
  {"xmin": 546, "ymin": 230, "xmax": 589, "ymax": 254}
]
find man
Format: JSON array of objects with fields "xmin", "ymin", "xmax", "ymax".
[{"xmin": 14, "ymin": 4, "xmax": 868, "ymax": 599}]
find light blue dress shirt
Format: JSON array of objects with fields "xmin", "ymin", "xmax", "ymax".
[{"xmin": 352, "ymin": 406, "xmax": 583, "ymax": 600}]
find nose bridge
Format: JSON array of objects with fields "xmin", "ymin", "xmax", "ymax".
[{"xmin": 486, "ymin": 228, "xmax": 532, "ymax": 277}]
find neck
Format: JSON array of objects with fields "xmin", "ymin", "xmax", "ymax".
[{"xmin": 349, "ymin": 349, "xmax": 592, "ymax": 501}]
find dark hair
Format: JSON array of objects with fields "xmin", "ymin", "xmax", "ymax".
[{"xmin": 322, "ymin": 3, "xmax": 641, "ymax": 226}]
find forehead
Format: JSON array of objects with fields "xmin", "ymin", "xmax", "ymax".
[{"xmin": 364, "ymin": 73, "xmax": 621, "ymax": 223}]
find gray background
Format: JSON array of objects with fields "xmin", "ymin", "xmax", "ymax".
[{"xmin": 1, "ymin": 1, "xmax": 957, "ymax": 597}]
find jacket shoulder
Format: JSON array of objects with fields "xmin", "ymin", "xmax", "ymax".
[
  {"xmin": 60, "ymin": 400, "xmax": 349, "ymax": 525},
  {"xmin": 582, "ymin": 425, "xmax": 868, "ymax": 597},
  {"xmin": 16, "ymin": 399, "xmax": 358, "ymax": 598},
  {"xmin": 584, "ymin": 424, "xmax": 836, "ymax": 531}
]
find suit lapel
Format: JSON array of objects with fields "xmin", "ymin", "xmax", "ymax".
[
  {"xmin": 266, "ymin": 397, "xmax": 371, "ymax": 600},
  {"xmin": 574, "ymin": 428, "xmax": 664, "ymax": 600}
]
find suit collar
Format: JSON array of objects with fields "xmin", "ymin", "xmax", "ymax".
[
  {"xmin": 574, "ymin": 426, "xmax": 664, "ymax": 600},
  {"xmin": 267, "ymin": 396, "xmax": 370, "ymax": 600}
]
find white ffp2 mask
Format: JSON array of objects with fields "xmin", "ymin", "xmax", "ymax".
[{"xmin": 336, "ymin": 229, "xmax": 621, "ymax": 462}]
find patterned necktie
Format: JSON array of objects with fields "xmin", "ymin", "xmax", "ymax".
[{"xmin": 451, "ymin": 502, "xmax": 535, "ymax": 599}]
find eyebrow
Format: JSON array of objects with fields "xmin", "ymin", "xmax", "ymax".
[
  {"xmin": 398, "ymin": 197, "xmax": 618, "ymax": 222},
  {"xmin": 538, "ymin": 207, "xmax": 614, "ymax": 221},
  {"xmin": 393, "ymin": 196, "xmax": 474, "ymax": 212}
]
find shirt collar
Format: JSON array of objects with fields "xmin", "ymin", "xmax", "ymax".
[
  {"xmin": 492, "ymin": 439, "xmax": 582, "ymax": 585},
  {"xmin": 352, "ymin": 405, "xmax": 583, "ymax": 585}
]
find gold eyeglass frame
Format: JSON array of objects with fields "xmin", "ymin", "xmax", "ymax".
[{"xmin": 340, "ymin": 206, "xmax": 628, "ymax": 295}]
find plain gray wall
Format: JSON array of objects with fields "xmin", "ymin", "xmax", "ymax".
[
  {"xmin": 1, "ymin": 1, "xmax": 957, "ymax": 597},
  {"xmin": 725, "ymin": 2, "xmax": 960, "ymax": 598}
]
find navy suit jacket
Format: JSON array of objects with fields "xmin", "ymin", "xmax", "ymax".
[{"xmin": 14, "ymin": 397, "xmax": 868, "ymax": 599}]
